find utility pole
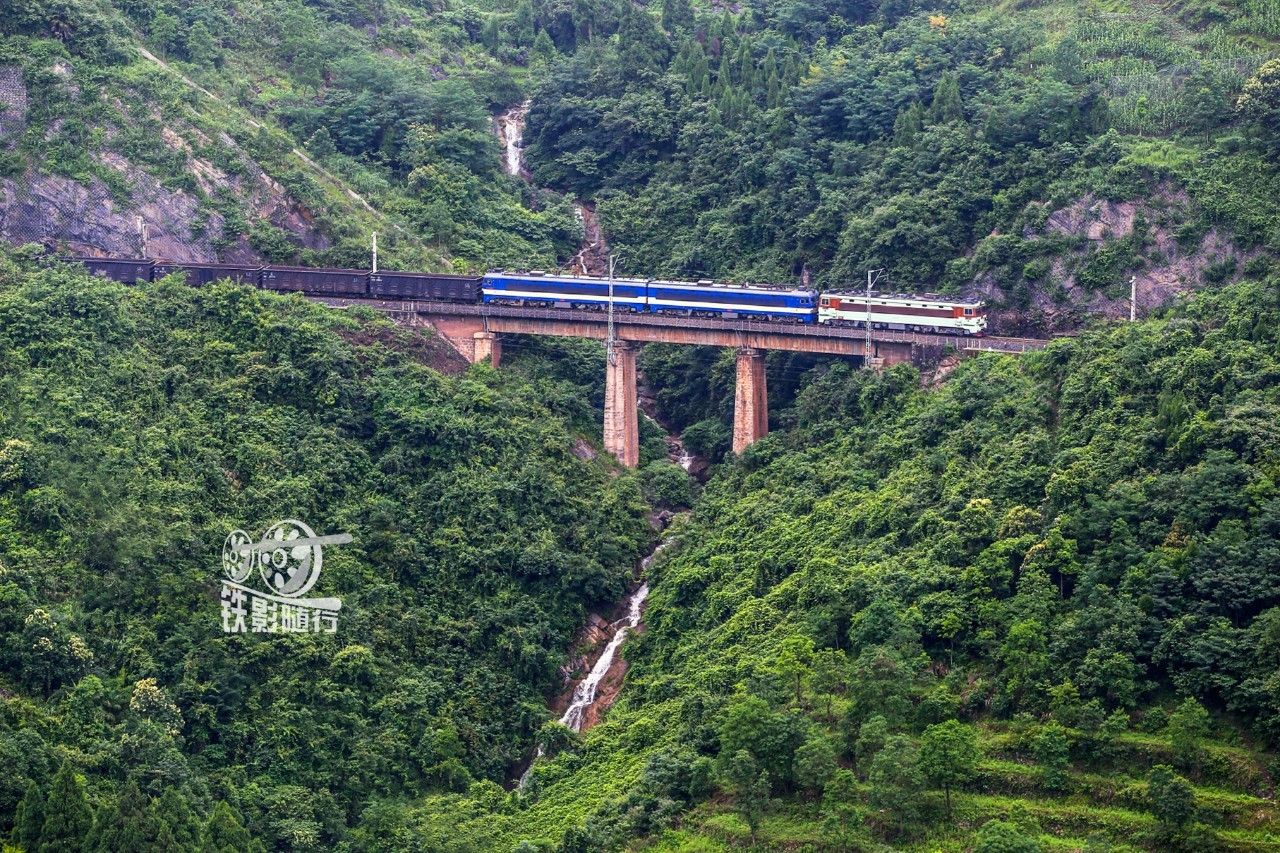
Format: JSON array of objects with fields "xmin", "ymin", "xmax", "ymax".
[
  {"xmin": 865, "ymin": 268, "xmax": 885, "ymax": 368},
  {"xmin": 371, "ymin": 232, "xmax": 378, "ymax": 273},
  {"xmin": 137, "ymin": 216, "xmax": 148, "ymax": 258},
  {"xmin": 607, "ymin": 253, "xmax": 620, "ymax": 366},
  {"xmin": 1129, "ymin": 275, "xmax": 1136, "ymax": 322}
]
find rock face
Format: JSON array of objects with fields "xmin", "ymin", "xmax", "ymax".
[
  {"xmin": 965, "ymin": 187, "xmax": 1249, "ymax": 336},
  {"xmin": 0, "ymin": 63, "xmax": 330, "ymax": 262}
]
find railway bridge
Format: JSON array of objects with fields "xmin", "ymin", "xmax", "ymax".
[{"xmin": 315, "ymin": 296, "xmax": 1049, "ymax": 468}]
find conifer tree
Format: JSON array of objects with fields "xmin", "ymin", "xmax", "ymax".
[
  {"xmin": 737, "ymin": 41, "xmax": 755, "ymax": 92},
  {"xmin": 40, "ymin": 763, "xmax": 92, "ymax": 853},
  {"xmin": 11, "ymin": 780, "xmax": 46, "ymax": 853},
  {"xmin": 661, "ymin": 0, "xmax": 693, "ymax": 34},
  {"xmin": 203, "ymin": 801, "xmax": 263, "ymax": 853},
  {"xmin": 893, "ymin": 102, "xmax": 925, "ymax": 146},
  {"xmin": 151, "ymin": 788, "xmax": 203, "ymax": 850},
  {"xmin": 716, "ymin": 52, "xmax": 733, "ymax": 91},
  {"xmin": 929, "ymin": 72, "xmax": 963, "ymax": 123},
  {"xmin": 85, "ymin": 781, "xmax": 152, "ymax": 853}
]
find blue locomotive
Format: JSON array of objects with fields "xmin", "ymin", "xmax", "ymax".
[
  {"xmin": 481, "ymin": 271, "xmax": 649, "ymax": 312},
  {"xmin": 482, "ymin": 271, "xmax": 817, "ymax": 324},
  {"xmin": 647, "ymin": 278, "xmax": 816, "ymax": 323}
]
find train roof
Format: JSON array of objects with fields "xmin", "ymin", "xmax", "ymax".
[
  {"xmin": 71, "ymin": 256, "xmax": 151, "ymax": 263},
  {"xmin": 264, "ymin": 266, "xmax": 370, "ymax": 274},
  {"xmin": 823, "ymin": 291, "xmax": 984, "ymax": 308},
  {"xmin": 487, "ymin": 270, "xmax": 650, "ymax": 285},
  {"xmin": 153, "ymin": 261, "xmax": 263, "ymax": 270},
  {"xmin": 371, "ymin": 270, "xmax": 482, "ymax": 280},
  {"xmin": 647, "ymin": 278, "xmax": 816, "ymax": 296}
]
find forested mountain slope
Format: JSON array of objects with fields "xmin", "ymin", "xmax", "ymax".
[
  {"xmin": 525, "ymin": 0, "xmax": 1280, "ymax": 331},
  {"xmin": 6, "ymin": 0, "xmax": 1280, "ymax": 334},
  {"xmin": 0, "ymin": 247, "xmax": 652, "ymax": 849},
  {"xmin": 1, "ymin": 0, "xmax": 579, "ymax": 270},
  {"xmin": 406, "ymin": 278, "xmax": 1280, "ymax": 850}
]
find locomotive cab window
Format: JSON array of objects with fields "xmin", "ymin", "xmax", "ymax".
[{"xmin": 964, "ymin": 308, "xmax": 974, "ymax": 315}]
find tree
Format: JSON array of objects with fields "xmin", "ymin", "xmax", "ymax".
[
  {"xmin": 150, "ymin": 10, "xmax": 180, "ymax": 56},
  {"xmin": 974, "ymin": 818, "xmax": 1043, "ymax": 853},
  {"xmin": 718, "ymin": 694, "xmax": 805, "ymax": 784},
  {"xmin": 774, "ymin": 635, "xmax": 814, "ymax": 706},
  {"xmin": 810, "ymin": 648, "xmax": 849, "ymax": 722},
  {"xmin": 1237, "ymin": 58, "xmax": 1280, "ymax": 155},
  {"xmin": 820, "ymin": 770, "xmax": 867, "ymax": 852},
  {"xmin": 185, "ymin": 21, "xmax": 218, "ymax": 66},
  {"xmin": 1032, "ymin": 722, "xmax": 1070, "ymax": 792},
  {"xmin": 532, "ymin": 30, "xmax": 556, "ymax": 68},
  {"xmin": 203, "ymin": 801, "xmax": 263, "ymax": 853},
  {"xmin": 919, "ymin": 720, "xmax": 980, "ymax": 815},
  {"xmin": 722, "ymin": 750, "xmax": 769, "ymax": 842},
  {"xmin": 1148, "ymin": 765, "xmax": 1195, "ymax": 836},
  {"xmin": 41, "ymin": 762, "xmax": 92, "ymax": 853},
  {"xmin": 661, "ymin": 0, "xmax": 694, "ymax": 33},
  {"xmin": 853, "ymin": 714, "xmax": 889, "ymax": 774},
  {"xmin": 929, "ymin": 72, "xmax": 963, "ymax": 124},
  {"xmin": 868, "ymin": 734, "xmax": 925, "ymax": 835},
  {"xmin": 12, "ymin": 780, "xmax": 46, "ymax": 853},
  {"xmin": 1167, "ymin": 698, "xmax": 1210, "ymax": 774},
  {"xmin": 150, "ymin": 788, "xmax": 202, "ymax": 849},
  {"xmin": 85, "ymin": 781, "xmax": 153, "ymax": 852},
  {"xmin": 794, "ymin": 734, "xmax": 838, "ymax": 797}
]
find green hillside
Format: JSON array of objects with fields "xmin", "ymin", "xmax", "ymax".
[
  {"xmin": 5, "ymin": 0, "xmax": 1280, "ymax": 850},
  {"xmin": 401, "ymin": 275, "xmax": 1280, "ymax": 852},
  {"xmin": 0, "ymin": 247, "xmax": 652, "ymax": 849}
]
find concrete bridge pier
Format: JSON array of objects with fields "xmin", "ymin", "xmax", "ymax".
[
  {"xmin": 604, "ymin": 342, "xmax": 640, "ymax": 467},
  {"xmin": 733, "ymin": 347, "xmax": 768, "ymax": 455},
  {"xmin": 472, "ymin": 331, "xmax": 501, "ymax": 366}
]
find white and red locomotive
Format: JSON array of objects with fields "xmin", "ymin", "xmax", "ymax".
[{"xmin": 818, "ymin": 293, "xmax": 987, "ymax": 336}]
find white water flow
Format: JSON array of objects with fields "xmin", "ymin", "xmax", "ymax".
[
  {"xmin": 560, "ymin": 581, "xmax": 649, "ymax": 731},
  {"xmin": 498, "ymin": 100, "xmax": 531, "ymax": 176},
  {"xmin": 518, "ymin": 539, "xmax": 671, "ymax": 788}
]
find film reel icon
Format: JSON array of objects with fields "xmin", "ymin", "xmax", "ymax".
[
  {"xmin": 222, "ymin": 529, "xmax": 254, "ymax": 582},
  {"xmin": 257, "ymin": 519, "xmax": 324, "ymax": 598}
]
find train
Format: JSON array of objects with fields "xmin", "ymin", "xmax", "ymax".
[{"xmin": 71, "ymin": 259, "xmax": 988, "ymax": 336}]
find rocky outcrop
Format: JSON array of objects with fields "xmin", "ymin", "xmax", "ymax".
[
  {"xmin": 966, "ymin": 186, "xmax": 1251, "ymax": 335},
  {"xmin": 0, "ymin": 63, "xmax": 330, "ymax": 262}
]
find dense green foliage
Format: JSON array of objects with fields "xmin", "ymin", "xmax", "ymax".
[
  {"xmin": 522, "ymin": 0, "xmax": 1280, "ymax": 313},
  {"xmin": 399, "ymin": 276, "xmax": 1280, "ymax": 849},
  {"xmin": 0, "ymin": 250, "xmax": 652, "ymax": 848},
  {"xmin": 7, "ymin": 0, "xmax": 1280, "ymax": 849}
]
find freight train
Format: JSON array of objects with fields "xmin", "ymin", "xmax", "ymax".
[{"xmin": 72, "ymin": 258, "xmax": 988, "ymax": 336}]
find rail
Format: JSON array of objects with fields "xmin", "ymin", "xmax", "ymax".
[{"xmin": 313, "ymin": 297, "xmax": 1051, "ymax": 353}]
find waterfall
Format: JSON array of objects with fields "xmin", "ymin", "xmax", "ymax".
[
  {"xmin": 559, "ymin": 582, "xmax": 649, "ymax": 731},
  {"xmin": 496, "ymin": 100, "xmax": 531, "ymax": 177},
  {"xmin": 518, "ymin": 539, "xmax": 672, "ymax": 789}
]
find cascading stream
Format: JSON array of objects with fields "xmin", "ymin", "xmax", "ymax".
[
  {"xmin": 518, "ymin": 538, "xmax": 673, "ymax": 789},
  {"xmin": 496, "ymin": 100, "xmax": 531, "ymax": 177},
  {"xmin": 558, "ymin": 581, "xmax": 649, "ymax": 731}
]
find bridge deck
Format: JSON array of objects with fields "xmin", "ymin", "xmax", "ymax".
[{"xmin": 313, "ymin": 297, "xmax": 1048, "ymax": 354}]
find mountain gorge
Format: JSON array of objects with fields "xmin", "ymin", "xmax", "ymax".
[{"xmin": 4, "ymin": 0, "xmax": 1280, "ymax": 850}]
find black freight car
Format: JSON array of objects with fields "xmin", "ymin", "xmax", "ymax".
[
  {"xmin": 368, "ymin": 271, "xmax": 482, "ymax": 302},
  {"xmin": 153, "ymin": 262, "xmax": 263, "ymax": 287},
  {"xmin": 74, "ymin": 257, "xmax": 154, "ymax": 284},
  {"xmin": 261, "ymin": 266, "xmax": 369, "ymax": 297}
]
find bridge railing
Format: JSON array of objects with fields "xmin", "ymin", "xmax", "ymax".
[{"xmin": 314, "ymin": 296, "xmax": 1050, "ymax": 352}]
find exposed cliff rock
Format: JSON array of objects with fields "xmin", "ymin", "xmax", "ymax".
[
  {"xmin": 966, "ymin": 187, "xmax": 1251, "ymax": 336},
  {"xmin": 0, "ymin": 62, "xmax": 330, "ymax": 261}
]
